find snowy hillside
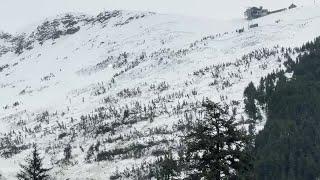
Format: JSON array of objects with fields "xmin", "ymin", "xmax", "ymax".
[{"xmin": 0, "ymin": 5, "xmax": 320, "ymax": 179}]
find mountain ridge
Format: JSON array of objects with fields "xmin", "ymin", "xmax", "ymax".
[{"xmin": 0, "ymin": 5, "xmax": 320, "ymax": 179}]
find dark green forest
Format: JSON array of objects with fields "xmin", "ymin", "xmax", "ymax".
[{"xmin": 244, "ymin": 37, "xmax": 320, "ymax": 180}]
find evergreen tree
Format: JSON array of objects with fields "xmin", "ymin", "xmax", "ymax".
[
  {"xmin": 184, "ymin": 99, "xmax": 251, "ymax": 180},
  {"xmin": 17, "ymin": 144, "xmax": 50, "ymax": 180},
  {"xmin": 244, "ymin": 82, "xmax": 258, "ymax": 120},
  {"xmin": 256, "ymin": 77, "xmax": 266, "ymax": 104},
  {"xmin": 153, "ymin": 152, "xmax": 178, "ymax": 180},
  {"xmin": 64, "ymin": 144, "xmax": 72, "ymax": 162}
]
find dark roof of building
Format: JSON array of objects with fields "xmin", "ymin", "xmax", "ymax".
[
  {"xmin": 247, "ymin": 6, "xmax": 262, "ymax": 11},
  {"xmin": 289, "ymin": 3, "xmax": 297, "ymax": 9}
]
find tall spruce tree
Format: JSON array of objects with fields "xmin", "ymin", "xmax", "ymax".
[
  {"xmin": 184, "ymin": 99, "xmax": 252, "ymax": 180},
  {"xmin": 244, "ymin": 82, "xmax": 258, "ymax": 120},
  {"xmin": 17, "ymin": 144, "xmax": 50, "ymax": 180},
  {"xmin": 64, "ymin": 144, "xmax": 72, "ymax": 162}
]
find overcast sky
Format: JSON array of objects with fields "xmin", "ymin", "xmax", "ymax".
[{"xmin": 0, "ymin": 0, "xmax": 314, "ymax": 33}]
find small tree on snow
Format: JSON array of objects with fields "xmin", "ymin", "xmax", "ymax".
[
  {"xmin": 64, "ymin": 144, "xmax": 72, "ymax": 162},
  {"xmin": 17, "ymin": 144, "xmax": 51, "ymax": 180}
]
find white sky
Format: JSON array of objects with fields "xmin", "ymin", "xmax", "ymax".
[{"xmin": 0, "ymin": 0, "xmax": 315, "ymax": 33}]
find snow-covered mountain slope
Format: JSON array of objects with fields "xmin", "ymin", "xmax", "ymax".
[{"xmin": 0, "ymin": 5, "xmax": 320, "ymax": 179}]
